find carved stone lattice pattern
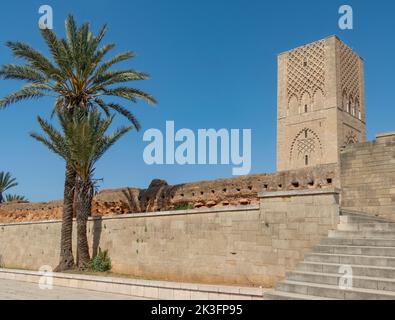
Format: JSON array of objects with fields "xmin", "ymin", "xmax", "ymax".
[
  {"xmin": 344, "ymin": 130, "xmax": 358, "ymax": 145},
  {"xmin": 339, "ymin": 41, "xmax": 360, "ymax": 102},
  {"xmin": 287, "ymin": 40, "xmax": 326, "ymax": 102},
  {"xmin": 297, "ymin": 138, "xmax": 315, "ymax": 156},
  {"xmin": 290, "ymin": 128, "xmax": 323, "ymax": 160}
]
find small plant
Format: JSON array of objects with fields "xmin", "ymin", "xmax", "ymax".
[
  {"xmin": 175, "ymin": 203, "xmax": 194, "ymax": 210},
  {"xmin": 89, "ymin": 248, "xmax": 112, "ymax": 272},
  {"xmin": 4, "ymin": 194, "xmax": 28, "ymax": 203},
  {"xmin": 0, "ymin": 172, "xmax": 18, "ymax": 204}
]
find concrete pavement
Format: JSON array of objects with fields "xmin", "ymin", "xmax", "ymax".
[{"xmin": 0, "ymin": 278, "xmax": 145, "ymax": 300}]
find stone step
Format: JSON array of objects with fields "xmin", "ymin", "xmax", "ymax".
[
  {"xmin": 264, "ymin": 289, "xmax": 337, "ymax": 300},
  {"xmin": 305, "ymin": 253, "xmax": 395, "ymax": 267},
  {"xmin": 329, "ymin": 230, "xmax": 395, "ymax": 239},
  {"xmin": 321, "ymin": 237, "xmax": 395, "ymax": 247},
  {"xmin": 337, "ymin": 223, "xmax": 395, "ymax": 232},
  {"xmin": 267, "ymin": 212, "xmax": 395, "ymax": 300},
  {"xmin": 339, "ymin": 214, "xmax": 389, "ymax": 224},
  {"xmin": 276, "ymin": 280, "xmax": 395, "ymax": 300},
  {"xmin": 313, "ymin": 244, "xmax": 395, "ymax": 257},
  {"xmin": 296, "ymin": 261, "xmax": 395, "ymax": 279},
  {"xmin": 287, "ymin": 271, "xmax": 395, "ymax": 291}
]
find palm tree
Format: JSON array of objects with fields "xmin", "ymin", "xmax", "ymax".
[
  {"xmin": 31, "ymin": 110, "xmax": 132, "ymax": 268},
  {"xmin": 0, "ymin": 15, "xmax": 156, "ymax": 271},
  {"xmin": 4, "ymin": 194, "xmax": 28, "ymax": 203},
  {"xmin": 0, "ymin": 172, "xmax": 18, "ymax": 204}
]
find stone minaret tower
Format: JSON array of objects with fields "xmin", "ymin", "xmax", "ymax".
[{"xmin": 276, "ymin": 35, "xmax": 366, "ymax": 171}]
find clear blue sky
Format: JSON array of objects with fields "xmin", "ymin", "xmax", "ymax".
[{"xmin": 1, "ymin": 0, "xmax": 394, "ymax": 201}]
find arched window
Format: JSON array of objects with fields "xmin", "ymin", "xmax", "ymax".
[
  {"xmin": 301, "ymin": 92, "xmax": 311, "ymax": 114},
  {"xmin": 290, "ymin": 128, "xmax": 323, "ymax": 169},
  {"xmin": 355, "ymin": 99, "xmax": 361, "ymax": 120},
  {"xmin": 349, "ymin": 95, "xmax": 357, "ymax": 115},
  {"xmin": 342, "ymin": 91, "xmax": 348, "ymax": 111},
  {"xmin": 313, "ymin": 89, "xmax": 324, "ymax": 111},
  {"xmin": 288, "ymin": 95, "xmax": 298, "ymax": 116}
]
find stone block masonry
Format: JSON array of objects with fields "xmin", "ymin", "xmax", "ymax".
[
  {"xmin": 259, "ymin": 188, "xmax": 340, "ymax": 280},
  {"xmin": 340, "ymin": 132, "xmax": 395, "ymax": 221},
  {"xmin": 277, "ymin": 36, "xmax": 366, "ymax": 172},
  {"xmin": 0, "ymin": 189, "xmax": 340, "ymax": 288}
]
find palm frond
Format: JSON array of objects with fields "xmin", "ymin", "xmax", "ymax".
[
  {"xmin": 107, "ymin": 103, "xmax": 141, "ymax": 130},
  {"xmin": 0, "ymin": 172, "xmax": 18, "ymax": 193},
  {"xmin": 30, "ymin": 116, "xmax": 69, "ymax": 160},
  {"xmin": 40, "ymin": 28, "xmax": 69, "ymax": 72},
  {"xmin": 91, "ymin": 51, "xmax": 135, "ymax": 80},
  {"xmin": 91, "ymin": 70, "xmax": 149, "ymax": 88},
  {"xmin": 91, "ymin": 98, "xmax": 111, "ymax": 117},
  {"xmin": 5, "ymin": 41, "xmax": 60, "ymax": 78},
  {"xmin": 94, "ymin": 125, "xmax": 132, "ymax": 162},
  {"xmin": 102, "ymin": 87, "xmax": 157, "ymax": 105},
  {"xmin": 32, "ymin": 111, "xmax": 131, "ymax": 182},
  {"xmin": 0, "ymin": 64, "xmax": 46, "ymax": 83},
  {"xmin": 0, "ymin": 86, "xmax": 46, "ymax": 109}
]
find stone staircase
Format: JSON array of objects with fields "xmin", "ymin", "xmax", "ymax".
[{"xmin": 265, "ymin": 211, "xmax": 395, "ymax": 300}]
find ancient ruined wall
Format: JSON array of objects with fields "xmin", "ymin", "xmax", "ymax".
[
  {"xmin": 0, "ymin": 188, "xmax": 340, "ymax": 287},
  {"xmin": 0, "ymin": 164, "xmax": 338, "ymax": 223},
  {"xmin": 0, "ymin": 201, "xmax": 64, "ymax": 223},
  {"xmin": 340, "ymin": 132, "xmax": 395, "ymax": 220}
]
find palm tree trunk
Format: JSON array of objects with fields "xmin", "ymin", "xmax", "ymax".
[
  {"xmin": 76, "ymin": 180, "xmax": 92, "ymax": 269},
  {"xmin": 54, "ymin": 163, "xmax": 76, "ymax": 272},
  {"xmin": 0, "ymin": 191, "xmax": 3, "ymax": 204}
]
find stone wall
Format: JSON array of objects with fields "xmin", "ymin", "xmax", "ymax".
[
  {"xmin": 0, "ymin": 164, "xmax": 338, "ymax": 223},
  {"xmin": 259, "ymin": 189, "xmax": 340, "ymax": 276},
  {"xmin": 0, "ymin": 201, "xmax": 63, "ymax": 223},
  {"xmin": 0, "ymin": 189, "xmax": 340, "ymax": 287},
  {"xmin": 340, "ymin": 132, "xmax": 395, "ymax": 220}
]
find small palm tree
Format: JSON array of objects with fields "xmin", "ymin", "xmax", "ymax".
[
  {"xmin": 0, "ymin": 15, "xmax": 156, "ymax": 271},
  {"xmin": 0, "ymin": 172, "xmax": 18, "ymax": 204},
  {"xmin": 4, "ymin": 194, "xmax": 28, "ymax": 203},
  {"xmin": 31, "ymin": 110, "xmax": 132, "ymax": 268}
]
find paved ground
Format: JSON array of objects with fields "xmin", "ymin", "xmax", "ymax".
[{"xmin": 0, "ymin": 279, "xmax": 145, "ymax": 300}]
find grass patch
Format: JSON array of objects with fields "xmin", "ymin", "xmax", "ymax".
[{"xmin": 174, "ymin": 203, "xmax": 194, "ymax": 210}]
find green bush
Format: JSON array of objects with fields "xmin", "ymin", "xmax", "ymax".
[
  {"xmin": 89, "ymin": 248, "xmax": 112, "ymax": 272},
  {"xmin": 175, "ymin": 203, "xmax": 194, "ymax": 210}
]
